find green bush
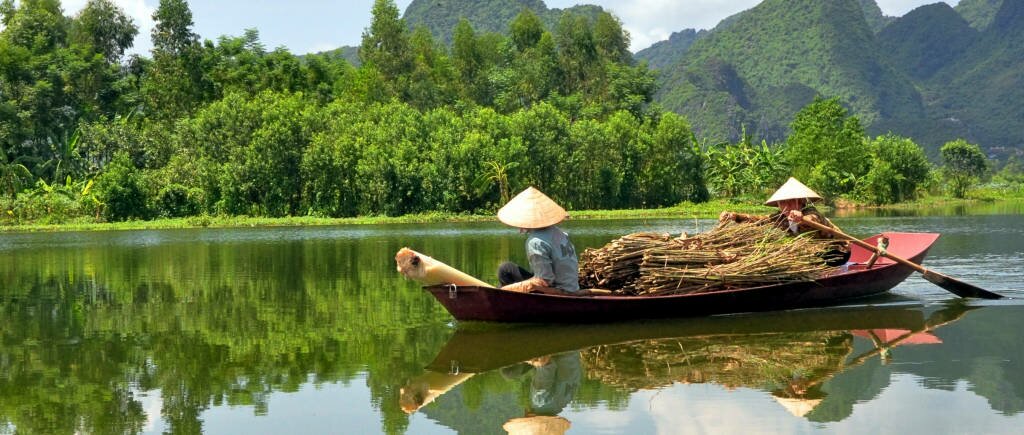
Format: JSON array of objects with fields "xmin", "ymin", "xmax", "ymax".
[
  {"xmin": 155, "ymin": 183, "xmax": 201, "ymax": 218},
  {"xmin": 94, "ymin": 153, "xmax": 150, "ymax": 221}
]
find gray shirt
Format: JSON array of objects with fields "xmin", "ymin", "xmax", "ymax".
[{"xmin": 526, "ymin": 226, "xmax": 580, "ymax": 293}]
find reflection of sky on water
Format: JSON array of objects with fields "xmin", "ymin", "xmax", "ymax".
[{"xmin": 554, "ymin": 375, "xmax": 1024, "ymax": 435}]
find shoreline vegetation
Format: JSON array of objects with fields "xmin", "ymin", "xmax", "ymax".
[
  {"xmin": 4, "ymin": 196, "xmax": 1020, "ymax": 233},
  {"xmin": 5, "ymin": 1, "xmax": 1023, "ymax": 237}
]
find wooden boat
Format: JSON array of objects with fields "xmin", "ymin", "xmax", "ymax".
[{"xmin": 423, "ymin": 232, "xmax": 940, "ymax": 323}]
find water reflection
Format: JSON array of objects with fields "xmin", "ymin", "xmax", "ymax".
[
  {"xmin": 1, "ymin": 213, "xmax": 1023, "ymax": 434},
  {"xmin": 404, "ymin": 304, "xmax": 975, "ymax": 433}
]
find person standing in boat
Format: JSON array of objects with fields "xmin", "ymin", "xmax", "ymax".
[
  {"xmin": 719, "ymin": 177, "xmax": 851, "ymax": 266},
  {"xmin": 497, "ymin": 187, "xmax": 581, "ymax": 295}
]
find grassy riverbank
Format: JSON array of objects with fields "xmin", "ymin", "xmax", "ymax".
[
  {"xmin": 1, "ymin": 199, "xmax": 774, "ymax": 233},
  {"xmin": 3, "ymin": 196, "xmax": 1021, "ymax": 233}
]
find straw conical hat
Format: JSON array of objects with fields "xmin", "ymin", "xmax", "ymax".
[
  {"xmin": 502, "ymin": 416, "xmax": 571, "ymax": 435},
  {"xmin": 773, "ymin": 396, "xmax": 823, "ymax": 417},
  {"xmin": 498, "ymin": 187, "xmax": 567, "ymax": 229},
  {"xmin": 765, "ymin": 177, "xmax": 822, "ymax": 206}
]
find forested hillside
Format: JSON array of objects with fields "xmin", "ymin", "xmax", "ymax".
[
  {"xmin": 956, "ymin": 0, "xmax": 1004, "ymax": 29},
  {"xmin": 654, "ymin": 0, "xmax": 923, "ymax": 144},
  {"xmin": 402, "ymin": 0, "xmax": 604, "ymax": 44}
]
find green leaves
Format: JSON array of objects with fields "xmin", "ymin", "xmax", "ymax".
[
  {"xmin": 941, "ymin": 139, "xmax": 988, "ymax": 198},
  {"xmin": 785, "ymin": 96, "xmax": 869, "ymax": 201}
]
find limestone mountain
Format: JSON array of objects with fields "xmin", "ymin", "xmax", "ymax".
[
  {"xmin": 654, "ymin": 0, "xmax": 923, "ymax": 143},
  {"xmin": 928, "ymin": 0, "xmax": 1024, "ymax": 154},
  {"xmin": 402, "ymin": 0, "xmax": 604, "ymax": 44},
  {"xmin": 633, "ymin": 29, "xmax": 706, "ymax": 71},
  {"xmin": 858, "ymin": 0, "xmax": 895, "ymax": 32},
  {"xmin": 876, "ymin": 3, "xmax": 978, "ymax": 81},
  {"xmin": 955, "ymin": 0, "xmax": 1005, "ymax": 29}
]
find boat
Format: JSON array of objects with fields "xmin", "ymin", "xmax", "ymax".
[{"xmin": 422, "ymin": 232, "xmax": 941, "ymax": 322}]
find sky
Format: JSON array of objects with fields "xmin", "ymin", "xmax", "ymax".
[{"xmin": 56, "ymin": 0, "xmax": 962, "ymax": 56}]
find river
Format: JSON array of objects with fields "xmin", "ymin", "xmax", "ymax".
[{"xmin": 0, "ymin": 206, "xmax": 1022, "ymax": 434}]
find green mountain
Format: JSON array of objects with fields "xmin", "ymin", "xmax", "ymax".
[
  {"xmin": 633, "ymin": 29, "xmax": 706, "ymax": 71},
  {"xmin": 654, "ymin": 0, "xmax": 923, "ymax": 143},
  {"xmin": 927, "ymin": 0, "xmax": 1024, "ymax": 155},
  {"xmin": 403, "ymin": 0, "xmax": 547, "ymax": 43},
  {"xmin": 876, "ymin": 3, "xmax": 978, "ymax": 81},
  {"xmin": 858, "ymin": 0, "xmax": 895, "ymax": 32},
  {"xmin": 955, "ymin": 0, "xmax": 1005, "ymax": 30},
  {"xmin": 402, "ymin": 0, "xmax": 605, "ymax": 44}
]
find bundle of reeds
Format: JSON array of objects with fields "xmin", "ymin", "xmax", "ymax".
[
  {"xmin": 579, "ymin": 331, "xmax": 853, "ymax": 391},
  {"xmin": 578, "ymin": 221, "xmax": 839, "ymax": 295}
]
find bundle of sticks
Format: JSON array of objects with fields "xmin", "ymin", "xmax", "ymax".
[{"xmin": 578, "ymin": 221, "xmax": 839, "ymax": 296}]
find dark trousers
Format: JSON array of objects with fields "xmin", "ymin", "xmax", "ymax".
[{"xmin": 498, "ymin": 262, "xmax": 533, "ymax": 286}]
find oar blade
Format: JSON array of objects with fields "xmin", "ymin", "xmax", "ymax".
[{"xmin": 921, "ymin": 270, "xmax": 1004, "ymax": 300}]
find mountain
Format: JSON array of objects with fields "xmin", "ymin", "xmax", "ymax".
[
  {"xmin": 858, "ymin": 0, "xmax": 895, "ymax": 32},
  {"xmin": 403, "ymin": 0, "xmax": 548, "ymax": 43},
  {"xmin": 876, "ymin": 3, "xmax": 977, "ymax": 81},
  {"xmin": 955, "ymin": 0, "xmax": 1005, "ymax": 30},
  {"xmin": 634, "ymin": 29, "xmax": 706, "ymax": 71},
  {"xmin": 654, "ymin": 0, "xmax": 923, "ymax": 143},
  {"xmin": 402, "ymin": 0, "xmax": 605, "ymax": 44},
  {"xmin": 926, "ymin": 0, "xmax": 1024, "ymax": 155}
]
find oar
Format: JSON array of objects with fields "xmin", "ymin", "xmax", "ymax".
[{"xmin": 800, "ymin": 217, "xmax": 1004, "ymax": 300}]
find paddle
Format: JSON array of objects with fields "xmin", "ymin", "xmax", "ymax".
[{"xmin": 800, "ymin": 217, "xmax": 1005, "ymax": 300}]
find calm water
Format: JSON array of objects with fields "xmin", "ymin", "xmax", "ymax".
[{"xmin": 1, "ymin": 207, "xmax": 1023, "ymax": 434}]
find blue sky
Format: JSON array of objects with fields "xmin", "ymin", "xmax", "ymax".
[{"xmin": 57, "ymin": 0, "xmax": 960, "ymax": 56}]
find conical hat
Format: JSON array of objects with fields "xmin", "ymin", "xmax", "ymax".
[
  {"xmin": 498, "ymin": 187, "xmax": 567, "ymax": 229},
  {"xmin": 502, "ymin": 416, "xmax": 571, "ymax": 435},
  {"xmin": 765, "ymin": 177, "xmax": 822, "ymax": 206},
  {"xmin": 773, "ymin": 396, "xmax": 823, "ymax": 417}
]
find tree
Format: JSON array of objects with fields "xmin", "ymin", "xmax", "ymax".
[
  {"xmin": 784, "ymin": 97, "xmax": 869, "ymax": 201},
  {"xmin": 150, "ymin": 0, "xmax": 197, "ymax": 56},
  {"xmin": 94, "ymin": 151, "xmax": 149, "ymax": 221},
  {"xmin": 359, "ymin": 0, "xmax": 412, "ymax": 85},
  {"xmin": 593, "ymin": 11, "xmax": 631, "ymax": 65},
  {"xmin": 636, "ymin": 113, "xmax": 708, "ymax": 206},
  {"xmin": 70, "ymin": 0, "xmax": 138, "ymax": 63},
  {"xmin": 143, "ymin": 0, "xmax": 205, "ymax": 120},
  {"xmin": 451, "ymin": 19, "xmax": 486, "ymax": 104},
  {"xmin": 858, "ymin": 134, "xmax": 931, "ymax": 204},
  {"xmin": 0, "ymin": 148, "xmax": 32, "ymax": 198},
  {"xmin": 509, "ymin": 9, "xmax": 543, "ymax": 52},
  {"xmin": 554, "ymin": 12, "xmax": 598, "ymax": 95},
  {"xmin": 940, "ymin": 139, "xmax": 988, "ymax": 198}
]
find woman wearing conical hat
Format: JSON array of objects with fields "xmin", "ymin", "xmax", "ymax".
[
  {"xmin": 719, "ymin": 177, "xmax": 851, "ymax": 266},
  {"xmin": 497, "ymin": 187, "xmax": 581, "ymax": 294}
]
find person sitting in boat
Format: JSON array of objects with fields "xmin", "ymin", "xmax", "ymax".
[
  {"xmin": 497, "ymin": 187, "xmax": 581, "ymax": 295},
  {"xmin": 719, "ymin": 177, "xmax": 851, "ymax": 266}
]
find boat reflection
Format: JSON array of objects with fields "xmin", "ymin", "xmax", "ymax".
[{"xmin": 400, "ymin": 303, "xmax": 974, "ymax": 433}]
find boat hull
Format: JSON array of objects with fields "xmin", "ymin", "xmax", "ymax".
[{"xmin": 424, "ymin": 232, "xmax": 940, "ymax": 323}]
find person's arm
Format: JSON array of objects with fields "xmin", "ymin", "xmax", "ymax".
[
  {"xmin": 501, "ymin": 276, "xmax": 550, "ymax": 293},
  {"xmin": 788, "ymin": 209, "xmax": 837, "ymax": 237},
  {"xmin": 501, "ymin": 238, "xmax": 554, "ymax": 292},
  {"xmin": 719, "ymin": 211, "xmax": 769, "ymax": 224}
]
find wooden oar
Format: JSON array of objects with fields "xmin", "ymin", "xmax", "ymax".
[{"xmin": 800, "ymin": 217, "xmax": 1005, "ymax": 300}]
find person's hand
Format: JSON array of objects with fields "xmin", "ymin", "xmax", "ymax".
[
  {"xmin": 719, "ymin": 211, "xmax": 735, "ymax": 222},
  {"xmin": 787, "ymin": 210, "xmax": 803, "ymax": 223}
]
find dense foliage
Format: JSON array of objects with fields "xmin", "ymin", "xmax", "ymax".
[
  {"xmin": 0, "ymin": 0, "xmax": 704, "ymax": 223},
  {"xmin": 941, "ymin": 139, "xmax": 989, "ymax": 198},
  {"xmin": 0, "ymin": 0, "xmax": 1014, "ymax": 226}
]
